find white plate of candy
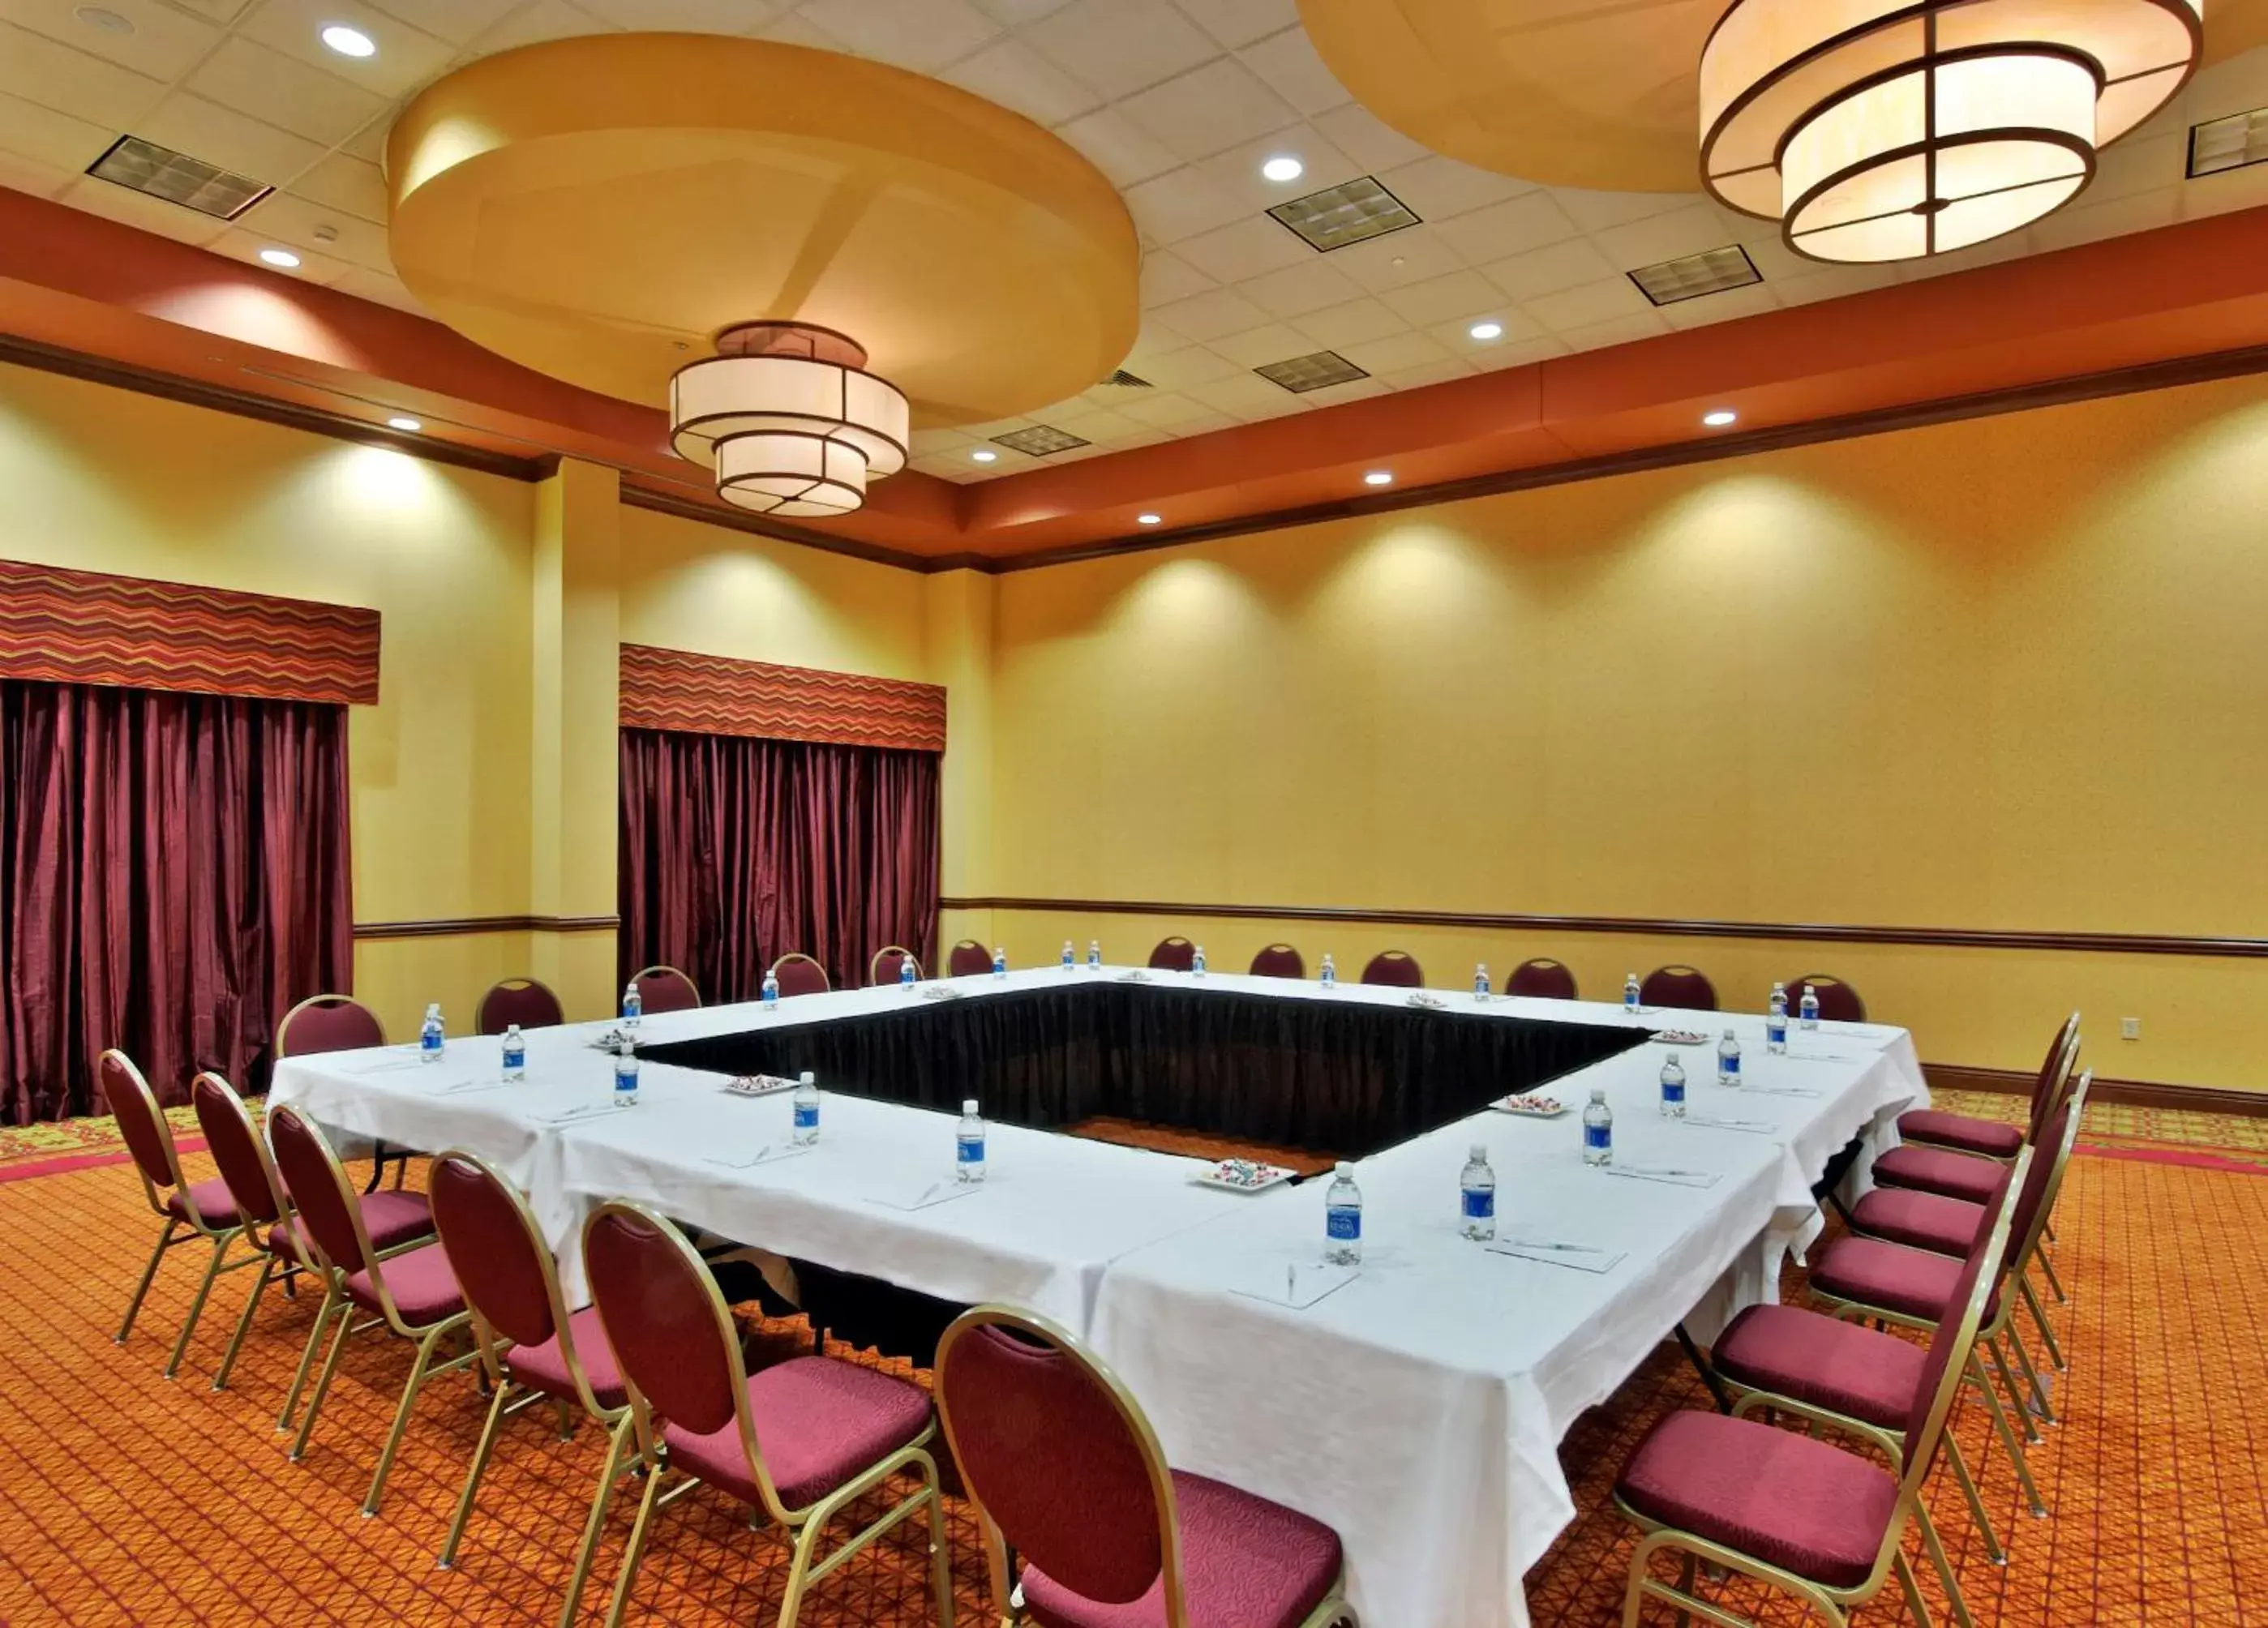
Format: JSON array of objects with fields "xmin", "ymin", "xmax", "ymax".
[
  {"xmin": 1492, "ymin": 1093, "xmax": 1570, "ymax": 1118},
  {"xmin": 1655, "ymin": 1030, "xmax": 1710, "ymax": 1046},
  {"xmin": 1192, "ymin": 1159, "xmax": 1299, "ymax": 1193}
]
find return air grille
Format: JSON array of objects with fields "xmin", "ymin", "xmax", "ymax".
[
  {"xmin": 1268, "ymin": 175, "xmax": 1421, "ymax": 252},
  {"xmin": 1627, "ymin": 245, "xmax": 1763, "ymax": 306},
  {"xmin": 991, "ymin": 424, "xmax": 1091, "ymax": 457},
  {"xmin": 1254, "ymin": 350, "xmax": 1370, "ymax": 394},
  {"xmin": 2189, "ymin": 106, "xmax": 2268, "ymax": 178},
  {"xmin": 86, "ymin": 135, "xmax": 272, "ymax": 219}
]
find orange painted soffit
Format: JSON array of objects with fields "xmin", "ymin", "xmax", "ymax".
[{"xmin": 4, "ymin": 184, "xmax": 2268, "ymax": 565}]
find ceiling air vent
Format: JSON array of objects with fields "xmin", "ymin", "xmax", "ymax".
[
  {"xmin": 1268, "ymin": 176, "xmax": 1421, "ymax": 253},
  {"xmin": 86, "ymin": 135, "xmax": 272, "ymax": 219},
  {"xmin": 1099, "ymin": 369, "xmax": 1153, "ymax": 388},
  {"xmin": 1254, "ymin": 350, "xmax": 1370, "ymax": 394},
  {"xmin": 2189, "ymin": 106, "xmax": 2268, "ymax": 177},
  {"xmin": 992, "ymin": 424, "xmax": 1091, "ymax": 457},
  {"xmin": 1627, "ymin": 245, "xmax": 1764, "ymax": 306}
]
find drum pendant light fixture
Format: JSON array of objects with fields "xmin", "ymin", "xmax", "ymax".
[
  {"xmin": 1700, "ymin": 0, "xmax": 2204, "ymax": 263},
  {"xmin": 669, "ymin": 323, "xmax": 911, "ymax": 517}
]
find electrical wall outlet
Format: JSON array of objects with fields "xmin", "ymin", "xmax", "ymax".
[{"xmin": 2120, "ymin": 1017, "xmax": 2142, "ymax": 1041}]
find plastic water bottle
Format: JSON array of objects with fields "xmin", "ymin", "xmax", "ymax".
[
  {"xmin": 1623, "ymin": 971, "xmax": 1642, "ymax": 1013},
  {"xmin": 1800, "ymin": 984, "xmax": 1821, "ymax": 1030},
  {"xmin": 1659, "ymin": 1053, "xmax": 1687, "ymax": 1117},
  {"xmin": 791, "ymin": 1071, "xmax": 819, "ymax": 1146},
  {"xmin": 1320, "ymin": 953, "xmax": 1337, "ymax": 990},
  {"xmin": 993, "ymin": 947, "xmax": 1007, "ymax": 979},
  {"xmin": 1582, "ymin": 1088, "xmax": 1614, "ymax": 1166},
  {"xmin": 1192, "ymin": 944, "xmax": 1207, "ymax": 978},
  {"xmin": 957, "ymin": 1099, "xmax": 986, "ymax": 1184},
  {"xmin": 761, "ymin": 970, "xmax": 780, "ymax": 1011},
  {"xmin": 613, "ymin": 1041, "xmax": 639, "ymax": 1107},
  {"xmin": 1061, "ymin": 940, "xmax": 1075, "ymax": 972},
  {"xmin": 501, "ymin": 1023, "xmax": 525, "ymax": 1082},
  {"xmin": 621, "ymin": 981, "xmax": 642, "ymax": 1029},
  {"xmin": 1717, "ymin": 1028, "xmax": 1743, "ymax": 1087},
  {"xmin": 899, "ymin": 955, "xmax": 917, "ymax": 989},
  {"xmin": 419, "ymin": 1003, "xmax": 445, "ymax": 1064},
  {"xmin": 1087, "ymin": 939, "xmax": 1102, "ymax": 970},
  {"xmin": 1473, "ymin": 962, "xmax": 1491, "ymax": 1000},
  {"xmin": 1460, "ymin": 1144, "xmax": 1496, "ymax": 1240},
  {"xmin": 1767, "ymin": 983, "xmax": 1789, "ymax": 1053},
  {"xmin": 1323, "ymin": 1162, "xmax": 1362, "ymax": 1266}
]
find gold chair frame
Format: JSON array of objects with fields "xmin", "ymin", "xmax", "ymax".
[
  {"xmin": 935, "ymin": 1305, "xmax": 1357, "ymax": 1628},
  {"xmin": 1614, "ymin": 1148, "xmax": 2026, "ymax": 1628},
  {"xmin": 584, "ymin": 1198, "xmax": 955, "ymax": 1628},
  {"xmin": 766, "ymin": 952, "xmax": 831, "ymax": 994},
  {"xmin": 271, "ymin": 1104, "xmax": 481, "ymax": 1517},
  {"xmin": 629, "ymin": 963, "xmax": 703, "ymax": 1009},
  {"xmin": 189, "ymin": 1071, "xmax": 335, "ymax": 1395},
  {"xmin": 870, "ymin": 945, "xmax": 921, "ymax": 985},
  {"xmin": 1815, "ymin": 1075, "xmax": 2092, "ymax": 1526},
  {"xmin": 105, "ymin": 1050, "xmax": 260, "ymax": 1381},
  {"xmin": 432, "ymin": 1151, "xmax": 636, "ymax": 1628}
]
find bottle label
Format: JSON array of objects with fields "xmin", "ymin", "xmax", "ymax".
[
  {"xmin": 1721, "ymin": 1055, "xmax": 1741, "ymax": 1078},
  {"xmin": 958, "ymin": 1135, "xmax": 985, "ymax": 1166},
  {"xmin": 1767, "ymin": 1017, "xmax": 1786, "ymax": 1044},
  {"xmin": 1327, "ymin": 1206, "xmax": 1361, "ymax": 1241},
  {"xmin": 422, "ymin": 1031, "xmax": 443, "ymax": 1053},
  {"xmin": 1584, "ymin": 1123, "xmax": 1612, "ymax": 1150},
  {"xmin": 1661, "ymin": 1079, "xmax": 1685, "ymax": 1103},
  {"xmin": 504, "ymin": 1046, "xmax": 525, "ymax": 1071},
  {"xmin": 1625, "ymin": 991, "xmax": 1640, "ymax": 1009},
  {"xmin": 794, "ymin": 1103, "xmax": 818, "ymax": 1131},
  {"xmin": 615, "ymin": 1067, "xmax": 638, "ymax": 1095},
  {"xmin": 1462, "ymin": 1188, "xmax": 1494, "ymax": 1220}
]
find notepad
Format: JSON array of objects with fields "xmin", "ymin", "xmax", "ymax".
[
  {"xmin": 1681, "ymin": 1114, "xmax": 1779, "ymax": 1134},
  {"xmin": 1230, "ymin": 1262, "xmax": 1360, "ymax": 1310},
  {"xmin": 865, "ymin": 1179, "xmax": 983, "ymax": 1211},
  {"xmin": 703, "ymin": 1144, "xmax": 812, "ymax": 1171},
  {"xmin": 1597, "ymin": 1165, "xmax": 1723, "ymax": 1189},
  {"xmin": 1486, "ymin": 1238, "xmax": 1627, "ymax": 1273}
]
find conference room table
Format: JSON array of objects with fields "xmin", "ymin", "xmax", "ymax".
[{"xmin": 268, "ymin": 966, "xmax": 1927, "ymax": 1628}]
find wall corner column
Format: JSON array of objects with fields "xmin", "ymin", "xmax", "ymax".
[{"xmin": 924, "ymin": 568, "xmax": 996, "ymax": 954}]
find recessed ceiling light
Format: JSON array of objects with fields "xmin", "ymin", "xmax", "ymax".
[
  {"xmin": 1136, "ymin": 513, "xmax": 1161, "ymax": 525},
  {"xmin": 970, "ymin": 448, "xmax": 997, "ymax": 463},
  {"xmin": 320, "ymin": 24, "xmax": 376, "ymax": 58},
  {"xmin": 1261, "ymin": 155, "xmax": 1305, "ymax": 183},
  {"xmin": 258, "ymin": 246, "xmax": 301, "ymax": 268},
  {"xmin": 1363, "ymin": 470, "xmax": 1393, "ymax": 486},
  {"xmin": 386, "ymin": 416, "xmax": 421, "ymax": 431},
  {"xmin": 1702, "ymin": 409, "xmax": 1739, "ymax": 427},
  {"xmin": 1468, "ymin": 320, "xmax": 1504, "ymax": 341}
]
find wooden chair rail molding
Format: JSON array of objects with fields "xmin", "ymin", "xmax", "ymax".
[
  {"xmin": 939, "ymin": 898, "xmax": 2268, "ymax": 960},
  {"xmin": 352, "ymin": 915, "xmax": 619, "ymax": 940}
]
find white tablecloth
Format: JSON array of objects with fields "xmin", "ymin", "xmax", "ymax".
[{"xmin": 268, "ymin": 969, "xmax": 1923, "ymax": 1628}]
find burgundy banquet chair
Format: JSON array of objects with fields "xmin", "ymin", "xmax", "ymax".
[
  {"xmin": 476, "ymin": 976, "xmax": 566, "ymax": 1035},
  {"xmin": 871, "ymin": 945, "xmax": 921, "ymax": 985},
  {"xmin": 1639, "ymin": 965, "xmax": 1717, "ymax": 1011},
  {"xmin": 1249, "ymin": 944, "xmax": 1306, "ymax": 979},
  {"xmin": 629, "ymin": 964, "xmax": 701, "ymax": 1015},
  {"xmin": 1781, "ymin": 974, "xmax": 1867, "ymax": 1024},
  {"xmin": 769, "ymin": 952, "xmax": 831, "ymax": 997},
  {"xmin": 1359, "ymin": 949, "xmax": 1422, "ymax": 988},
  {"xmin": 1147, "ymin": 936, "xmax": 1197, "ymax": 972},
  {"xmin": 947, "ymin": 939, "xmax": 993, "ymax": 978},
  {"xmin": 430, "ymin": 1151, "xmax": 633, "ymax": 1627},
  {"xmin": 935, "ymin": 1305, "xmax": 1355, "ymax": 1627},
  {"xmin": 1505, "ymin": 958, "xmax": 1578, "ymax": 1000},
  {"xmin": 1871, "ymin": 1021, "xmax": 2080, "ymax": 1208},
  {"xmin": 583, "ymin": 1198, "xmax": 955, "ymax": 1626},
  {"xmin": 1897, "ymin": 1013, "xmax": 2079, "ymax": 1167},
  {"xmin": 277, "ymin": 992, "xmax": 407, "ymax": 1191}
]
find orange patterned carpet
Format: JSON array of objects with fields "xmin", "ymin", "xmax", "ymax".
[{"xmin": 1, "ymin": 1141, "xmax": 2262, "ymax": 1625}]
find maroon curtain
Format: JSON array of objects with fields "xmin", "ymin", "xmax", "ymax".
[
  {"xmin": 618, "ymin": 727, "xmax": 940, "ymax": 1000},
  {"xmin": 0, "ymin": 679, "xmax": 353, "ymax": 1124}
]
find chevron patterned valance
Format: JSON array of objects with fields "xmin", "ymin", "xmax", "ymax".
[
  {"xmin": 618, "ymin": 643, "xmax": 945, "ymax": 752},
  {"xmin": 0, "ymin": 559, "xmax": 379, "ymax": 705}
]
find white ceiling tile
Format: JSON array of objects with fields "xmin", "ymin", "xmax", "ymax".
[
  {"xmin": 1121, "ymin": 161, "xmax": 1249, "ymax": 241},
  {"xmin": 0, "ymin": 19, "xmax": 166, "ymax": 129},
  {"xmin": 2029, "ymin": 187, "xmax": 2181, "ymax": 252},
  {"xmin": 1474, "ymin": 333, "xmax": 1567, "ymax": 371},
  {"xmin": 364, "ymin": 0, "xmax": 526, "ymax": 44},
  {"xmin": 1433, "ymin": 190, "xmax": 1581, "ymax": 263},
  {"xmin": 1422, "ymin": 308, "xmax": 1544, "ymax": 352},
  {"xmin": 1182, "ymin": 369, "xmax": 1291, "ymax": 413},
  {"xmin": 1057, "ymin": 107, "xmax": 1182, "ymax": 188},
  {"xmin": 1715, "ymin": 227, "xmax": 1809, "ymax": 283},
  {"xmin": 1207, "ymin": 321, "xmax": 1311, "ymax": 368},
  {"xmin": 1378, "ymin": 153, "xmax": 1534, "ymax": 221},
  {"xmin": 752, "ymin": 8, "xmax": 842, "ymax": 49},
  {"xmin": 1237, "ymin": 25, "xmax": 1346, "ymax": 117},
  {"xmin": 1233, "ymin": 254, "xmax": 1361, "ymax": 319},
  {"xmin": 1173, "ymin": 0, "xmax": 1293, "ymax": 50},
  {"xmin": 1324, "ymin": 228, "xmax": 1468, "ymax": 292},
  {"xmin": 1293, "ymin": 373, "xmax": 1386, "ymax": 409},
  {"xmin": 286, "ymin": 151, "xmax": 388, "ymax": 222},
  {"xmin": 1655, "ymin": 281, "xmax": 1780, "ymax": 329},
  {"xmin": 1552, "ymin": 184, "xmax": 1704, "ymax": 234},
  {"xmin": 338, "ymin": 113, "xmax": 390, "ymax": 161},
  {"xmin": 1379, "ymin": 355, "xmax": 1477, "ymax": 392},
  {"xmin": 911, "ymin": 452, "xmax": 988, "ymax": 481},
  {"xmin": 1893, "ymin": 229, "xmax": 2036, "ymax": 282},
  {"xmin": 1047, "ymin": 405, "xmax": 1143, "ymax": 440},
  {"xmin": 2185, "ymin": 46, "xmax": 2268, "ymax": 123},
  {"xmin": 2082, "ymin": 131, "xmax": 2184, "ymax": 205},
  {"xmin": 1770, "ymin": 263, "xmax": 1900, "ymax": 306},
  {"xmin": 53, "ymin": 172, "xmax": 231, "ymax": 243},
  {"xmin": 1123, "ymin": 343, "xmax": 1242, "ymax": 390},
  {"xmin": 1290, "ymin": 295, "xmax": 1407, "ymax": 348},
  {"xmin": 1479, "ymin": 237, "xmax": 1619, "ymax": 303},
  {"xmin": 238, "ymin": 0, "xmax": 457, "ymax": 98},
  {"xmin": 1150, "ymin": 285, "xmax": 1270, "ymax": 341},
  {"xmin": 796, "ymin": 0, "xmax": 999, "ymax": 73},
  {"xmin": 2182, "ymin": 160, "xmax": 2268, "ymax": 221},
  {"xmin": 167, "ymin": 0, "xmax": 253, "ymax": 17},
  {"xmin": 1374, "ymin": 267, "xmax": 1503, "ymax": 327},
  {"xmin": 1113, "ymin": 389, "xmax": 1231, "ymax": 430},
  {"xmin": 238, "ymin": 187, "xmax": 392, "ymax": 268},
  {"xmin": 911, "ymin": 426, "xmax": 979, "ymax": 455},
  {"xmin": 942, "ymin": 36, "xmax": 1100, "ymax": 126},
  {"xmin": 971, "ymin": 0, "xmax": 1072, "ymax": 21},
  {"xmin": 1023, "ymin": 0, "xmax": 1215, "ymax": 101},
  {"xmin": 1333, "ymin": 328, "xmax": 1449, "ymax": 377},
  {"xmin": 0, "ymin": 147, "xmax": 75, "ymax": 196},
  {"xmin": 1138, "ymin": 249, "xmax": 1215, "ymax": 306},
  {"xmin": 0, "ymin": 0, "xmax": 224, "ymax": 81},
  {"xmin": 1522, "ymin": 274, "xmax": 1655, "ymax": 333},
  {"xmin": 1188, "ymin": 122, "xmax": 1361, "ymax": 216},
  {"xmin": 184, "ymin": 37, "xmax": 388, "ymax": 147},
  {"xmin": 1117, "ymin": 57, "xmax": 1297, "ymax": 164},
  {"xmin": 1554, "ymin": 310, "xmax": 1671, "ymax": 353},
  {"xmin": 138, "ymin": 92, "xmax": 325, "ymax": 184},
  {"xmin": 208, "ymin": 222, "xmax": 356, "ymax": 282},
  {"xmin": 0, "ymin": 88, "xmax": 116, "ymax": 171},
  {"xmin": 1173, "ymin": 212, "xmax": 1309, "ymax": 281},
  {"xmin": 1310, "ymin": 99, "xmax": 1430, "ymax": 174},
  {"xmin": 1593, "ymin": 202, "xmax": 1739, "ymax": 274}
]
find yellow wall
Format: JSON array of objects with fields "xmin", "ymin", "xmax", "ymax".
[{"xmin": 986, "ymin": 373, "xmax": 2268, "ymax": 1090}]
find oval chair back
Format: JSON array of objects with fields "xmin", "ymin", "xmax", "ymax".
[
  {"xmin": 191, "ymin": 1073, "xmax": 288, "ymax": 1232},
  {"xmin": 1147, "ymin": 936, "xmax": 1196, "ymax": 972},
  {"xmin": 268, "ymin": 1105, "xmax": 377, "ymax": 1284},
  {"xmin": 1249, "ymin": 943, "xmax": 1305, "ymax": 979},
  {"xmin": 1900, "ymin": 1146, "xmax": 2029, "ymax": 1485},
  {"xmin": 629, "ymin": 965, "xmax": 701, "ymax": 1015},
  {"xmin": 476, "ymin": 977, "xmax": 565, "ymax": 1035},
  {"xmin": 277, "ymin": 994, "xmax": 386, "ymax": 1058},
  {"xmin": 2026, "ymin": 1013, "xmax": 2082, "ymax": 1138},
  {"xmin": 2004, "ymin": 1073, "xmax": 2089, "ymax": 1298},
  {"xmin": 1360, "ymin": 950, "xmax": 1423, "ymax": 988},
  {"xmin": 770, "ymin": 953, "xmax": 830, "ymax": 997},
  {"xmin": 1783, "ymin": 975, "xmax": 1867, "ymax": 1024},
  {"xmin": 1640, "ymin": 965, "xmax": 1717, "ymax": 1012},
  {"xmin": 870, "ymin": 946, "xmax": 920, "ymax": 986},
  {"xmin": 937, "ymin": 1306, "xmax": 1181, "ymax": 1615},
  {"xmin": 947, "ymin": 939, "xmax": 993, "ymax": 978},
  {"xmin": 101, "ymin": 1050, "xmax": 199, "ymax": 1219},
  {"xmin": 431, "ymin": 1151, "xmax": 564, "ymax": 1355},
  {"xmin": 1506, "ymin": 958, "xmax": 1578, "ymax": 1000}
]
